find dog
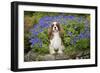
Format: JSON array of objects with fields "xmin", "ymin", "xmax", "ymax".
[{"xmin": 48, "ymin": 22, "xmax": 65, "ymax": 55}]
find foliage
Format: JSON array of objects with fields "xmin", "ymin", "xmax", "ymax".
[{"xmin": 24, "ymin": 11, "xmax": 90, "ymax": 57}]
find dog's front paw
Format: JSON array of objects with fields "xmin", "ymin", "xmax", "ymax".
[
  {"xmin": 50, "ymin": 50, "xmax": 55, "ymax": 55},
  {"xmin": 58, "ymin": 50, "xmax": 63, "ymax": 54}
]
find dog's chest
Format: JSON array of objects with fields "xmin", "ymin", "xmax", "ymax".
[{"xmin": 50, "ymin": 32, "xmax": 61, "ymax": 49}]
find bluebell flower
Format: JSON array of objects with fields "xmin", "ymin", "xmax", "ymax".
[
  {"xmin": 34, "ymin": 24, "xmax": 39, "ymax": 29},
  {"xmin": 67, "ymin": 31, "xmax": 72, "ymax": 36},
  {"xmin": 29, "ymin": 38, "xmax": 42, "ymax": 47},
  {"xmin": 39, "ymin": 19, "xmax": 44, "ymax": 25},
  {"xmin": 40, "ymin": 23, "xmax": 49, "ymax": 28},
  {"xmin": 63, "ymin": 16, "xmax": 68, "ymax": 19},
  {"xmin": 77, "ymin": 16, "xmax": 83, "ymax": 22},
  {"xmin": 38, "ymin": 29, "xmax": 43, "ymax": 32},
  {"xmin": 57, "ymin": 15, "xmax": 62, "ymax": 19},
  {"xmin": 32, "ymin": 30, "xmax": 39, "ymax": 35},
  {"xmin": 68, "ymin": 15, "xmax": 75, "ymax": 20},
  {"xmin": 79, "ymin": 33, "xmax": 84, "ymax": 39}
]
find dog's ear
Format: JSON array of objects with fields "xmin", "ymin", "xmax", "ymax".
[
  {"xmin": 56, "ymin": 23, "xmax": 60, "ymax": 31},
  {"xmin": 59, "ymin": 25, "xmax": 64, "ymax": 37},
  {"xmin": 48, "ymin": 27, "xmax": 52, "ymax": 40}
]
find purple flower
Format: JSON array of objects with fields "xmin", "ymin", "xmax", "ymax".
[
  {"xmin": 68, "ymin": 15, "xmax": 75, "ymax": 20},
  {"xmin": 31, "ymin": 30, "xmax": 39, "ymax": 35},
  {"xmin": 34, "ymin": 24, "xmax": 39, "ymax": 29},
  {"xmin": 77, "ymin": 16, "xmax": 83, "ymax": 22},
  {"xmin": 29, "ymin": 38, "xmax": 42, "ymax": 47},
  {"xmin": 29, "ymin": 15, "xmax": 90, "ymax": 49},
  {"xmin": 67, "ymin": 31, "xmax": 72, "ymax": 36}
]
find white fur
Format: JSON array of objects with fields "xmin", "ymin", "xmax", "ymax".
[
  {"xmin": 49, "ymin": 31, "xmax": 64, "ymax": 54},
  {"xmin": 51, "ymin": 32, "xmax": 61, "ymax": 49}
]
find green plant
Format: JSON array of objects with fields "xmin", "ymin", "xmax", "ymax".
[{"xmin": 24, "ymin": 11, "xmax": 90, "ymax": 59}]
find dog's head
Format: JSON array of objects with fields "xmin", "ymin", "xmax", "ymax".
[
  {"xmin": 51, "ymin": 22, "xmax": 60, "ymax": 32},
  {"xmin": 48, "ymin": 22, "xmax": 64, "ymax": 39}
]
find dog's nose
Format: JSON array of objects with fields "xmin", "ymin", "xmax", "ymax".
[{"xmin": 54, "ymin": 27, "xmax": 56, "ymax": 29}]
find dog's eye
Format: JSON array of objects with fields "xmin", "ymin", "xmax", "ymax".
[{"xmin": 52, "ymin": 24, "xmax": 54, "ymax": 27}]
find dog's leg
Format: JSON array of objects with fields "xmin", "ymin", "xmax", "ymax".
[
  {"xmin": 58, "ymin": 45, "xmax": 64, "ymax": 54},
  {"xmin": 49, "ymin": 45, "xmax": 55, "ymax": 55},
  {"xmin": 58, "ymin": 49, "xmax": 63, "ymax": 54}
]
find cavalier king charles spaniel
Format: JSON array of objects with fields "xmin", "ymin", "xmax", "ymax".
[{"xmin": 48, "ymin": 22, "xmax": 65, "ymax": 55}]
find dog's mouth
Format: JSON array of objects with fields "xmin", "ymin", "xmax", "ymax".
[
  {"xmin": 53, "ymin": 27, "xmax": 59, "ymax": 32},
  {"xmin": 53, "ymin": 29, "xmax": 58, "ymax": 32}
]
